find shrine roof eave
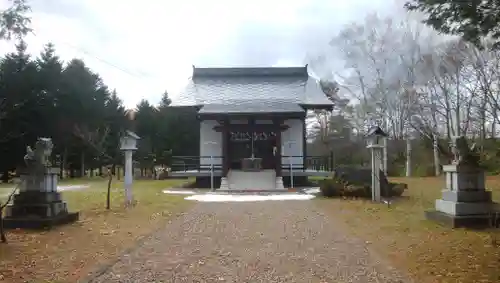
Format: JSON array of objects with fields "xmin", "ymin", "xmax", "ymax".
[
  {"xmin": 168, "ymin": 103, "xmax": 333, "ymax": 112},
  {"xmin": 300, "ymin": 104, "xmax": 334, "ymax": 111},
  {"xmin": 197, "ymin": 112, "xmax": 306, "ymax": 120}
]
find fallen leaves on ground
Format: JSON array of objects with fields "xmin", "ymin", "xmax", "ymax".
[
  {"xmin": 317, "ymin": 176, "xmax": 500, "ymax": 283},
  {"xmin": 0, "ymin": 179, "xmax": 192, "ymax": 283}
]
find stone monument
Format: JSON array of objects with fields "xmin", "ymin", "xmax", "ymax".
[
  {"xmin": 4, "ymin": 138, "xmax": 79, "ymax": 229},
  {"xmin": 425, "ymin": 136, "xmax": 495, "ymax": 228}
]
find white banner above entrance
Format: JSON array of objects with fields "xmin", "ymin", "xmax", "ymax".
[{"xmin": 229, "ymin": 131, "xmax": 277, "ymax": 142}]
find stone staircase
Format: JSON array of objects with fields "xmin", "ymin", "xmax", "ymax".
[{"xmin": 219, "ymin": 170, "xmax": 285, "ymax": 191}]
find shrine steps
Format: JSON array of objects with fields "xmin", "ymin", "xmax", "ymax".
[{"xmin": 219, "ymin": 170, "xmax": 285, "ymax": 191}]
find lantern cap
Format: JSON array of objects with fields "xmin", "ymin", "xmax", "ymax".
[
  {"xmin": 124, "ymin": 130, "xmax": 140, "ymax": 139},
  {"xmin": 120, "ymin": 131, "xmax": 140, "ymax": 151},
  {"xmin": 365, "ymin": 126, "xmax": 388, "ymax": 137}
]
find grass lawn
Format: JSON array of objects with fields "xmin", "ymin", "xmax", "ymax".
[
  {"xmin": 317, "ymin": 176, "xmax": 500, "ymax": 283},
  {"xmin": 0, "ymin": 176, "xmax": 107, "ymax": 201},
  {"xmin": 0, "ymin": 178, "xmax": 193, "ymax": 283}
]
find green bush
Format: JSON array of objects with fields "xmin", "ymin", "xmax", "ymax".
[
  {"xmin": 320, "ymin": 175, "xmax": 408, "ymax": 199},
  {"xmin": 386, "ymin": 182, "xmax": 407, "ymax": 197},
  {"xmin": 343, "ymin": 184, "xmax": 371, "ymax": 198},
  {"xmin": 319, "ymin": 177, "xmax": 343, "ymax": 197}
]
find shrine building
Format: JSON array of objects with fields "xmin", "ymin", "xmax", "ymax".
[{"xmin": 170, "ymin": 65, "xmax": 333, "ymax": 190}]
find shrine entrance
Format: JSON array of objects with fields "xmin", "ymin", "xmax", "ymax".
[{"xmin": 228, "ymin": 129, "xmax": 277, "ymax": 170}]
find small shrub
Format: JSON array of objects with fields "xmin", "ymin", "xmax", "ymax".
[
  {"xmin": 319, "ymin": 178, "xmax": 344, "ymax": 197},
  {"xmin": 344, "ymin": 184, "xmax": 371, "ymax": 198},
  {"xmin": 320, "ymin": 175, "xmax": 408, "ymax": 199},
  {"xmin": 388, "ymin": 182, "xmax": 407, "ymax": 197}
]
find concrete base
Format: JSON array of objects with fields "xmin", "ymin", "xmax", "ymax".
[
  {"xmin": 435, "ymin": 199, "xmax": 492, "ymax": 216},
  {"xmin": 3, "ymin": 212, "xmax": 79, "ymax": 230},
  {"xmin": 215, "ymin": 190, "xmax": 291, "ymax": 194},
  {"xmin": 441, "ymin": 190, "xmax": 492, "ymax": 202},
  {"xmin": 425, "ymin": 210, "xmax": 492, "ymax": 229},
  {"xmin": 219, "ymin": 177, "xmax": 229, "ymax": 190},
  {"xmin": 4, "ymin": 190, "xmax": 79, "ymax": 230},
  {"xmin": 275, "ymin": 177, "xmax": 285, "ymax": 190},
  {"xmin": 443, "ymin": 164, "xmax": 486, "ymax": 191},
  {"xmin": 227, "ymin": 170, "xmax": 276, "ymax": 190}
]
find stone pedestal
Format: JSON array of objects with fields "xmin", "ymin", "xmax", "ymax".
[
  {"xmin": 219, "ymin": 177, "xmax": 229, "ymax": 190},
  {"xmin": 425, "ymin": 164, "xmax": 494, "ymax": 228},
  {"xmin": 3, "ymin": 167, "xmax": 79, "ymax": 229},
  {"xmin": 275, "ymin": 176, "xmax": 285, "ymax": 190}
]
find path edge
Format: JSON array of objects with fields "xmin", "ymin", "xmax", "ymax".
[{"xmin": 77, "ymin": 211, "xmax": 189, "ymax": 283}]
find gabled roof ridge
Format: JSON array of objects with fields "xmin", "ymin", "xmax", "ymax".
[{"xmin": 192, "ymin": 65, "xmax": 309, "ymax": 79}]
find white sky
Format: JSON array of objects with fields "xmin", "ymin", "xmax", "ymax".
[{"xmin": 0, "ymin": 0, "xmax": 398, "ymax": 108}]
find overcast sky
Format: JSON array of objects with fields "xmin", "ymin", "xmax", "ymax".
[{"xmin": 0, "ymin": 0, "xmax": 402, "ymax": 108}]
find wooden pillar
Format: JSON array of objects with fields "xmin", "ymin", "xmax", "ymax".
[
  {"xmin": 274, "ymin": 119, "xmax": 282, "ymax": 177},
  {"xmin": 221, "ymin": 119, "xmax": 229, "ymax": 177},
  {"xmin": 302, "ymin": 117, "xmax": 307, "ymax": 170}
]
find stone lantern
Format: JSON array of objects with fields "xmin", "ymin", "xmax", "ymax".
[
  {"xmin": 120, "ymin": 131, "xmax": 140, "ymax": 206},
  {"xmin": 366, "ymin": 126, "xmax": 387, "ymax": 148},
  {"xmin": 365, "ymin": 126, "xmax": 388, "ymax": 202},
  {"xmin": 120, "ymin": 130, "xmax": 139, "ymax": 151}
]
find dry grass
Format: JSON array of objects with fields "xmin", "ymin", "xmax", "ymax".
[
  {"xmin": 0, "ymin": 178, "xmax": 192, "ymax": 283},
  {"xmin": 317, "ymin": 176, "xmax": 500, "ymax": 283}
]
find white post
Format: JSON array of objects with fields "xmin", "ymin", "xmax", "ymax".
[
  {"xmin": 210, "ymin": 154, "xmax": 214, "ymax": 191},
  {"xmin": 290, "ymin": 156, "xmax": 294, "ymax": 189},
  {"xmin": 124, "ymin": 150, "xmax": 133, "ymax": 206},
  {"xmin": 382, "ymin": 137, "xmax": 388, "ymax": 175},
  {"xmin": 368, "ymin": 145, "xmax": 383, "ymax": 202},
  {"xmin": 284, "ymin": 141, "xmax": 295, "ymax": 189},
  {"xmin": 204, "ymin": 141, "xmax": 217, "ymax": 191},
  {"xmin": 405, "ymin": 137, "xmax": 412, "ymax": 177}
]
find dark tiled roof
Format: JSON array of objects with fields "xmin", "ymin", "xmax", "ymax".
[
  {"xmin": 171, "ymin": 66, "xmax": 334, "ymax": 109},
  {"xmin": 198, "ymin": 100, "xmax": 305, "ymax": 114},
  {"xmin": 193, "ymin": 66, "xmax": 308, "ymax": 78}
]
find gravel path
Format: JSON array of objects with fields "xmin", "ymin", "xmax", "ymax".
[{"xmin": 88, "ymin": 200, "xmax": 411, "ymax": 283}]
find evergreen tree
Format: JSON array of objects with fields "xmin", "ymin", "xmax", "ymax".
[
  {"xmin": 0, "ymin": 0, "xmax": 32, "ymax": 41},
  {"xmin": 405, "ymin": 0, "xmax": 500, "ymax": 49},
  {"xmin": 0, "ymin": 40, "xmax": 38, "ymax": 179}
]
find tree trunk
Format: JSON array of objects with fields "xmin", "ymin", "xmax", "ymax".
[
  {"xmin": 433, "ymin": 135, "xmax": 440, "ymax": 176},
  {"xmin": 0, "ymin": 207, "xmax": 6, "ymax": 243},
  {"xmin": 80, "ymin": 152, "xmax": 85, "ymax": 178},
  {"xmin": 61, "ymin": 147, "xmax": 68, "ymax": 180},
  {"xmin": 382, "ymin": 137, "xmax": 388, "ymax": 175},
  {"xmin": 405, "ymin": 138, "xmax": 412, "ymax": 177},
  {"xmin": 106, "ymin": 168, "xmax": 112, "ymax": 210},
  {"xmin": 2, "ymin": 171, "xmax": 9, "ymax": 183}
]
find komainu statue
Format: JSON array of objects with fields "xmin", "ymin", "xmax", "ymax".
[
  {"xmin": 24, "ymin": 137, "xmax": 54, "ymax": 171},
  {"xmin": 450, "ymin": 136, "xmax": 481, "ymax": 167}
]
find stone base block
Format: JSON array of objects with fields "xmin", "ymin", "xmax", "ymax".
[
  {"xmin": 441, "ymin": 190, "xmax": 492, "ymax": 203},
  {"xmin": 6, "ymin": 202, "xmax": 68, "ymax": 218},
  {"xmin": 435, "ymin": 199, "xmax": 492, "ymax": 216},
  {"xmin": 219, "ymin": 177, "xmax": 229, "ymax": 190},
  {"xmin": 3, "ymin": 212, "xmax": 79, "ymax": 230},
  {"xmin": 425, "ymin": 210, "xmax": 492, "ymax": 229},
  {"xmin": 443, "ymin": 165, "xmax": 486, "ymax": 191},
  {"xmin": 275, "ymin": 177, "xmax": 285, "ymax": 190},
  {"xmin": 14, "ymin": 191, "xmax": 62, "ymax": 203}
]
